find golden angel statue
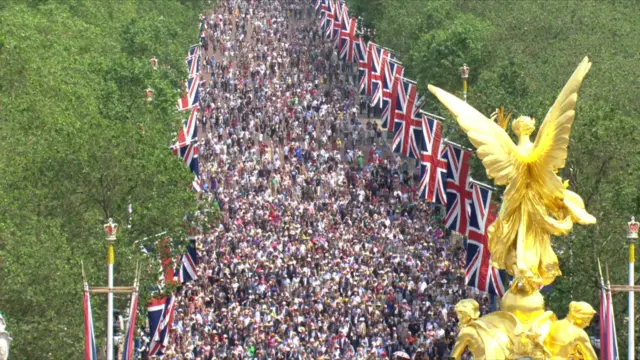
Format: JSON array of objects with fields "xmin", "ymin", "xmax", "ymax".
[{"xmin": 428, "ymin": 57, "xmax": 596, "ymax": 286}]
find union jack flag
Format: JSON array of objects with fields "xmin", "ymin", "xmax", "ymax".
[
  {"xmin": 465, "ymin": 183, "xmax": 507, "ymax": 296},
  {"xmin": 366, "ymin": 43, "xmax": 390, "ymax": 108},
  {"xmin": 332, "ymin": 0, "xmax": 344, "ymax": 45},
  {"xmin": 183, "ymin": 142, "xmax": 199, "ymax": 176},
  {"xmin": 148, "ymin": 295, "xmax": 176, "ymax": 356},
  {"xmin": 381, "ymin": 62, "xmax": 404, "ymax": 130},
  {"xmin": 339, "ymin": 16, "xmax": 356, "ymax": 62},
  {"xmin": 186, "ymin": 52, "xmax": 200, "ymax": 78},
  {"xmin": 176, "ymin": 105, "xmax": 199, "ymax": 149},
  {"xmin": 600, "ymin": 272, "xmax": 619, "ymax": 360},
  {"xmin": 177, "ymin": 75, "xmax": 200, "ymax": 111},
  {"xmin": 191, "ymin": 175, "xmax": 202, "ymax": 192},
  {"xmin": 354, "ymin": 36, "xmax": 368, "ymax": 94},
  {"xmin": 315, "ymin": 0, "xmax": 324, "ymax": 12},
  {"xmin": 392, "ymin": 79, "xmax": 422, "ymax": 159},
  {"xmin": 321, "ymin": 0, "xmax": 335, "ymax": 40},
  {"xmin": 176, "ymin": 237, "xmax": 199, "ymax": 284},
  {"xmin": 83, "ymin": 283, "xmax": 98, "ymax": 360},
  {"xmin": 443, "ymin": 144, "xmax": 473, "ymax": 234},
  {"xmin": 418, "ymin": 115, "xmax": 448, "ymax": 205},
  {"xmin": 186, "ymin": 46, "xmax": 199, "ymax": 60},
  {"xmin": 122, "ymin": 285, "xmax": 139, "ymax": 360}
]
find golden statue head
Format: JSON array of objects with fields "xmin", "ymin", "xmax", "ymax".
[
  {"xmin": 511, "ymin": 116, "xmax": 536, "ymax": 137},
  {"xmin": 567, "ymin": 301, "xmax": 596, "ymax": 329},
  {"xmin": 454, "ymin": 299, "xmax": 480, "ymax": 325}
]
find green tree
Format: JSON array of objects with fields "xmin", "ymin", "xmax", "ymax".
[{"xmin": 0, "ymin": 0, "xmax": 212, "ymax": 358}]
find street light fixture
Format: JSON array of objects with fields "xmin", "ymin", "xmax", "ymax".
[
  {"xmin": 103, "ymin": 218, "xmax": 118, "ymax": 360},
  {"xmin": 627, "ymin": 216, "xmax": 639, "ymax": 359},
  {"xmin": 460, "ymin": 63, "xmax": 470, "ymax": 102}
]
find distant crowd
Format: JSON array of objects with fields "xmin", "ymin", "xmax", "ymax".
[{"xmin": 144, "ymin": 0, "xmax": 487, "ymax": 358}]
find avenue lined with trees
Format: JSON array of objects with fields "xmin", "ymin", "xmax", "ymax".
[{"xmin": 0, "ymin": 0, "xmax": 639, "ymax": 358}]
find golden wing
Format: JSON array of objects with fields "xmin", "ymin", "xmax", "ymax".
[
  {"xmin": 531, "ymin": 57, "xmax": 592, "ymax": 172},
  {"xmin": 428, "ymin": 85, "xmax": 518, "ymax": 185}
]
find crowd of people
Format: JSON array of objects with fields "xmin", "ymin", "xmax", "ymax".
[{"xmin": 149, "ymin": 0, "xmax": 490, "ymax": 358}]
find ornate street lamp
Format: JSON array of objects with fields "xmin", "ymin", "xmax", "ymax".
[
  {"xmin": 627, "ymin": 216, "xmax": 639, "ymax": 359},
  {"xmin": 104, "ymin": 218, "xmax": 118, "ymax": 360},
  {"xmin": 460, "ymin": 63, "xmax": 470, "ymax": 102}
]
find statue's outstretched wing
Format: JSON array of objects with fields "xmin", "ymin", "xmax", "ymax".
[
  {"xmin": 531, "ymin": 57, "xmax": 591, "ymax": 172},
  {"xmin": 428, "ymin": 85, "xmax": 518, "ymax": 185}
]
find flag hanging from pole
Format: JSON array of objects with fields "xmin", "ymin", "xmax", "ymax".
[
  {"xmin": 418, "ymin": 114, "xmax": 447, "ymax": 205},
  {"xmin": 176, "ymin": 75, "xmax": 200, "ymax": 111},
  {"xmin": 331, "ymin": 0, "xmax": 343, "ymax": 45},
  {"xmin": 465, "ymin": 183, "xmax": 507, "ymax": 296},
  {"xmin": 443, "ymin": 144, "xmax": 473, "ymax": 234},
  {"xmin": 339, "ymin": 16, "xmax": 356, "ymax": 62},
  {"xmin": 83, "ymin": 283, "xmax": 98, "ymax": 360},
  {"xmin": 391, "ymin": 78, "xmax": 423, "ymax": 159},
  {"xmin": 147, "ymin": 297, "xmax": 168, "ymax": 356},
  {"xmin": 122, "ymin": 284, "xmax": 139, "ymax": 360},
  {"xmin": 354, "ymin": 36, "xmax": 368, "ymax": 95},
  {"xmin": 600, "ymin": 268, "xmax": 619, "ymax": 360},
  {"xmin": 176, "ymin": 237, "xmax": 199, "ymax": 284},
  {"xmin": 366, "ymin": 42, "xmax": 390, "ymax": 108},
  {"xmin": 606, "ymin": 280, "xmax": 619, "ymax": 360}
]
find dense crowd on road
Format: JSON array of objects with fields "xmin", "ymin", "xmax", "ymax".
[{"xmin": 147, "ymin": 0, "xmax": 488, "ymax": 359}]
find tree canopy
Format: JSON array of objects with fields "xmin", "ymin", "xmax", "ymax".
[
  {"xmin": 348, "ymin": 0, "xmax": 640, "ymax": 355},
  {"xmin": 0, "ymin": 0, "xmax": 210, "ymax": 358}
]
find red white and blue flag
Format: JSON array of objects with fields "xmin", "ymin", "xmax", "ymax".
[
  {"xmin": 148, "ymin": 296, "xmax": 175, "ymax": 356},
  {"xmin": 465, "ymin": 183, "xmax": 507, "ymax": 296},
  {"xmin": 331, "ymin": 0, "xmax": 344, "ymax": 45},
  {"xmin": 600, "ymin": 274, "xmax": 619, "ymax": 360},
  {"xmin": 443, "ymin": 144, "xmax": 473, "ymax": 234},
  {"xmin": 186, "ymin": 45, "xmax": 199, "ymax": 60},
  {"xmin": 122, "ymin": 286, "xmax": 139, "ymax": 360},
  {"xmin": 339, "ymin": 16, "xmax": 357, "ymax": 62},
  {"xmin": 381, "ymin": 75, "xmax": 400, "ymax": 131},
  {"xmin": 366, "ymin": 42, "xmax": 390, "ymax": 108},
  {"xmin": 381, "ymin": 62, "xmax": 404, "ymax": 131},
  {"xmin": 176, "ymin": 237, "xmax": 199, "ymax": 284},
  {"xmin": 191, "ymin": 175, "xmax": 202, "ymax": 192},
  {"xmin": 182, "ymin": 142, "xmax": 199, "ymax": 176},
  {"xmin": 186, "ymin": 52, "xmax": 200, "ymax": 78},
  {"xmin": 383, "ymin": 57, "xmax": 403, "ymax": 101},
  {"xmin": 176, "ymin": 105, "xmax": 199, "ymax": 150},
  {"xmin": 177, "ymin": 75, "xmax": 200, "ymax": 111},
  {"xmin": 315, "ymin": 0, "xmax": 324, "ymax": 12},
  {"xmin": 418, "ymin": 115, "xmax": 448, "ymax": 205},
  {"xmin": 83, "ymin": 284, "xmax": 98, "ymax": 360},
  {"xmin": 321, "ymin": 0, "xmax": 335, "ymax": 40},
  {"xmin": 355, "ymin": 36, "xmax": 368, "ymax": 95},
  {"xmin": 391, "ymin": 78, "xmax": 422, "ymax": 159}
]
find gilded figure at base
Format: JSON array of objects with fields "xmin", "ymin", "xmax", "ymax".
[
  {"xmin": 449, "ymin": 299, "xmax": 517, "ymax": 360},
  {"xmin": 428, "ymin": 57, "xmax": 596, "ymax": 286},
  {"xmin": 544, "ymin": 301, "xmax": 598, "ymax": 360}
]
